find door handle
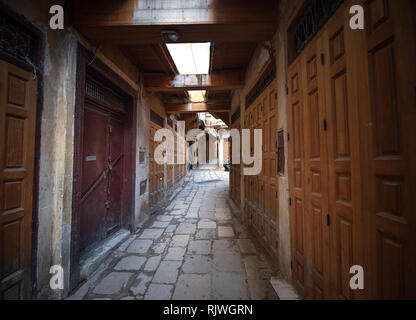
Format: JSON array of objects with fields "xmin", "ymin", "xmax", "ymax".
[{"xmin": 105, "ymin": 200, "xmax": 111, "ymax": 209}]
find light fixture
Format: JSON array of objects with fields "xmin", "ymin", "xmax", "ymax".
[{"xmin": 161, "ymin": 30, "xmax": 179, "ymax": 42}]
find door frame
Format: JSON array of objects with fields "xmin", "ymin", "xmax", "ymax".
[{"xmin": 70, "ymin": 45, "xmax": 137, "ymax": 291}]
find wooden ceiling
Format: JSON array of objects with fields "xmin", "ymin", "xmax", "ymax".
[{"xmin": 70, "ymin": 0, "xmax": 279, "ymax": 125}]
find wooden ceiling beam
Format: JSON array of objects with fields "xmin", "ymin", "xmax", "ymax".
[
  {"xmin": 70, "ymin": 0, "xmax": 279, "ymax": 44},
  {"xmin": 165, "ymin": 103, "xmax": 230, "ymax": 114},
  {"xmin": 144, "ymin": 70, "xmax": 244, "ymax": 92},
  {"xmin": 163, "ymin": 97, "xmax": 232, "ymax": 105},
  {"xmin": 74, "ymin": 24, "xmax": 276, "ymax": 45}
]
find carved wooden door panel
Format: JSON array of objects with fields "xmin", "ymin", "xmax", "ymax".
[
  {"xmin": 268, "ymin": 85, "xmax": 279, "ymax": 250},
  {"xmin": 80, "ymin": 103, "xmax": 126, "ymax": 250},
  {"xmin": 288, "ymin": 59, "xmax": 307, "ymax": 297},
  {"xmin": 107, "ymin": 116, "xmax": 124, "ymax": 234},
  {"xmin": 80, "ymin": 105, "xmax": 109, "ymax": 251},
  {"xmin": 166, "ymin": 126, "xmax": 173, "ymax": 189},
  {"xmin": 358, "ymin": 0, "xmax": 416, "ymax": 299},
  {"xmin": 157, "ymin": 126, "xmax": 164, "ymax": 199},
  {"xmin": 149, "ymin": 125, "xmax": 155, "ymax": 206},
  {"xmin": 0, "ymin": 61, "xmax": 37, "ymax": 299},
  {"xmin": 149, "ymin": 122, "xmax": 163, "ymax": 206},
  {"xmin": 300, "ymin": 35, "xmax": 331, "ymax": 300},
  {"xmin": 320, "ymin": 6, "xmax": 365, "ymax": 300},
  {"xmin": 287, "ymin": 0, "xmax": 416, "ymax": 300}
]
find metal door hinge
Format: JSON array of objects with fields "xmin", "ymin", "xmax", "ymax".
[
  {"xmin": 287, "ymin": 133, "xmax": 290, "ymax": 142},
  {"xmin": 289, "ymin": 198, "xmax": 292, "ymax": 206},
  {"xmin": 286, "ymin": 87, "xmax": 289, "ymax": 95},
  {"xmin": 323, "ymin": 120, "xmax": 328, "ymax": 132},
  {"xmin": 290, "ymin": 261, "xmax": 293, "ymax": 270},
  {"xmin": 109, "ymin": 125, "xmax": 113, "ymax": 133},
  {"xmin": 327, "ymin": 214, "xmax": 330, "ymax": 227},
  {"xmin": 321, "ymin": 53, "xmax": 325, "ymax": 65}
]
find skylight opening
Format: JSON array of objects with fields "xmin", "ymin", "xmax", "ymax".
[
  {"xmin": 188, "ymin": 90, "xmax": 206, "ymax": 103},
  {"xmin": 167, "ymin": 43, "xmax": 211, "ymax": 103}
]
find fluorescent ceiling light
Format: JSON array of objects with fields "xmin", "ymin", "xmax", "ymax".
[{"xmin": 167, "ymin": 43, "xmax": 211, "ymax": 103}]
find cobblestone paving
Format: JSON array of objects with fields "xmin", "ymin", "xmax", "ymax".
[{"xmin": 71, "ymin": 169, "xmax": 277, "ymax": 300}]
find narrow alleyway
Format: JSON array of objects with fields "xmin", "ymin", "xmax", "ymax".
[{"xmin": 69, "ymin": 169, "xmax": 277, "ymax": 300}]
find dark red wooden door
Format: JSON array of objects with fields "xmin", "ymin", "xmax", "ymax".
[
  {"xmin": 80, "ymin": 103, "xmax": 124, "ymax": 251},
  {"xmin": 107, "ymin": 117, "xmax": 124, "ymax": 234},
  {"xmin": 80, "ymin": 105, "xmax": 108, "ymax": 251}
]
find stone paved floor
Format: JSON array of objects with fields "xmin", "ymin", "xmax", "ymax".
[{"xmin": 70, "ymin": 169, "xmax": 277, "ymax": 300}]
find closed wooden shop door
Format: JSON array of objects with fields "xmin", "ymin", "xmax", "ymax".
[
  {"xmin": 288, "ymin": 59, "xmax": 307, "ymax": 296},
  {"xmin": 149, "ymin": 120, "xmax": 164, "ymax": 207},
  {"xmin": 80, "ymin": 102, "xmax": 124, "ymax": 251},
  {"xmin": 107, "ymin": 116, "xmax": 124, "ymax": 234},
  {"xmin": 301, "ymin": 35, "xmax": 331, "ymax": 299},
  {"xmin": 288, "ymin": 3, "xmax": 363, "ymax": 300},
  {"xmin": 288, "ymin": 0, "xmax": 416, "ymax": 299},
  {"xmin": 0, "ymin": 61, "xmax": 37, "ymax": 299},
  {"xmin": 149, "ymin": 125, "xmax": 156, "ymax": 206},
  {"xmin": 321, "ymin": 6, "xmax": 364, "ymax": 300},
  {"xmin": 358, "ymin": 0, "xmax": 416, "ymax": 299}
]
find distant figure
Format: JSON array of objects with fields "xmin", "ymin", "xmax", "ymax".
[{"xmin": 224, "ymin": 158, "xmax": 230, "ymax": 172}]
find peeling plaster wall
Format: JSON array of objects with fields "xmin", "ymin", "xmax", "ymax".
[{"xmin": 37, "ymin": 28, "xmax": 78, "ymax": 299}]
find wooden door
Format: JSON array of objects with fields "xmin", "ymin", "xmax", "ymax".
[
  {"xmin": 288, "ymin": 58, "xmax": 307, "ymax": 297},
  {"xmin": 149, "ymin": 122, "xmax": 164, "ymax": 206},
  {"xmin": 358, "ymin": 0, "xmax": 416, "ymax": 299},
  {"xmin": 0, "ymin": 61, "xmax": 37, "ymax": 299},
  {"xmin": 149, "ymin": 125, "xmax": 155, "ymax": 206},
  {"xmin": 80, "ymin": 103, "xmax": 124, "ymax": 251},
  {"xmin": 321, "ymin": 6, "xmax": 364, "ymax": 300},
  {"xmin": 300, "ymin": 35, "xmax": 331, "ymax": 299},
  {"xmin": 288, "ymin": 0, "xmax": 416, "ymax": 300},
  {"xmin": 262, "ymin": 97, "xmax": 270, "ymax": 221},
  {"xmin": 80, "ymin": 105, "xmax": 109, "ymax": 251},
  {"xmin": 267, "ymin": 85, "xmax": 279, "ymax": 250},
  {"xmin": 230, "ymin": 119, "xmax": 241, "ymax": 206},
  {"xmin": 150, "ymin": 123, "xmax": 155, "ymax": 204},
  {"xmin": 166, "ymin": 125, "xmax": 173, "ymax": 188},
  {"xmin": 107, "ymin": 116, "xmax": 124, "ymax": 234}
]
